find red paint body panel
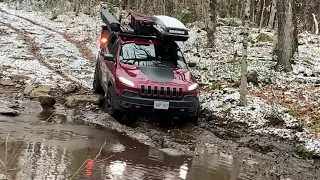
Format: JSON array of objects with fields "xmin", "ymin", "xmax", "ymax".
[{"xmin": 98, "ymin": 29, "xmax": 198, "ymax": 99}]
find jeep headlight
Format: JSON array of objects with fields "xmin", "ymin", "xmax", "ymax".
[
  {"xmin": 188, "ymin": 83, "xmax": 198, "ymax": 91},
  {"xmin": 118, "ymin": 77, "xmax": 134, "ymax": 87}
]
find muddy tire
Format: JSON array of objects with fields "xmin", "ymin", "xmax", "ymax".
[
  {"xmin": 104, "ymin": 86, "xmax": 123, "ymax": 121},
  {"xmin": 190, "ymin": 107, "xmax": 200, "ymax": 125},
  {"xmin": 190, "ymin": 115, "xmax": 199, "ymax": 125},
  {"xmin": 93, "ymin": 62, "xmax": 104, "ymax": 95}
]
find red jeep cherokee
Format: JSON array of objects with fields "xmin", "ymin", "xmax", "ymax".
[{"xmin": 93, "ymin": 10, "xmax": 200, "ymax": 123}]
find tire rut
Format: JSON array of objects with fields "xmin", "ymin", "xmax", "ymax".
[
  {"xmin": 0, "ymin": 8, "xmax": 96, "ymax": 63},
  {"xmin": 0, "ymin": 21, "xmax": 89, "ymax": 90}
]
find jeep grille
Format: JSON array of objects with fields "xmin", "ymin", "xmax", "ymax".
[{"xmin": 140, "ymin": 85, "xmax": 183, "ymax": 99}]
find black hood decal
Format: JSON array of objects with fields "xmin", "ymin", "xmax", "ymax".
[{"xmin": 140, "ymin": 67, "xmax": 174, "ymax": 82}]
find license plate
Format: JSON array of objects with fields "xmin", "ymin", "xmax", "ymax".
[{"xmin": 154, "ymin": 101, "xmax": 169, "ymax": 110}]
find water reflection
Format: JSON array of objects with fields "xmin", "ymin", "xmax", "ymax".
[
  {"xmin": 0, "ymin": 108, "xmax": 247, "ymax": 180},
  {"xmin": 0, "ymin": 136, "xmax": 247, "ymax": 180},
  {"xmin": 108, "ymin": 161, "xmax": 127, "ymax": 178},
  {"xmin": 179, "ymin": 163, "xmax": 189, "ymax": 179}
]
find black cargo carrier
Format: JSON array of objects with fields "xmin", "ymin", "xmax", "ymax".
[
  {"xmin": 100, "ymin": 9, "xmax": 189, "ymax": 42},
  {"xmin": 129, "ymin": 11, "xmax": 154, "ymax": 36},
  {"xmin": 101, "ymin": 9, "xmax": 121, "ymax": 32}
]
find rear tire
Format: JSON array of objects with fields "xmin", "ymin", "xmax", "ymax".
[
  {"xmin": 93, "ymin": 62, "xmax": 104, "ymax": 95},
  {"xmin": 104, "ymin": 86, "xmax": 123, "ymax": 121}
]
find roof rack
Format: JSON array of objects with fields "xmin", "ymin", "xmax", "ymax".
[
  {"xmin": 101, "ymin": 9, "xmax": 189, "ymax": 42},
  {"xmin": 118, "ymin": 32, "xmax": 159, "ymax": 40}
]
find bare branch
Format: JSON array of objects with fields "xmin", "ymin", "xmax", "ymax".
[{"xmin": 5, "ymin": 133, "xmax": 9, "ymax": 163}]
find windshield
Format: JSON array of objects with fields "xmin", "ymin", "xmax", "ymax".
[{"xmin": 119, "ymin": 42, "xmax": 187, "ymax": 69}]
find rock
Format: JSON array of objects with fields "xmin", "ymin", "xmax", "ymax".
[
  {"xmin": 255, "ymin": 42, "xmax": 268, "ymax": 47},
  {"xmin": 261, "ymin": 77, "xmax": 272, "ymax": 85},
  {"xmin": 30, "ymin": 85, "xmax": 51, "ymax": 97},
  {"xmin": 256, "ymin": 33, "xmax": 273, "ymax": 42},
  {"xmin": 15, "ymin": 84, "xmax": 22, "ymax": 88},
  {"xmin": 10, "ymin": 75, "xmax": 29, "ymax": 82},
  {"xmin": 218, "ymin": 17, "xmax": 242, "ymax": 27},
  {"xmin": 247, "ymin": 71, "xmax": 259, "ymax": 86},
  {"xmin": 0, "ymin": 105, "xmax": 18, "ymax": 116},
  {"xmin": 223, "ymin": 88, "xmax": 236, "ymax": 94},
  {"xmin": 293, "ymin": 64, "xmax": 306, "ymax": 75},
  {"xmin": 39, "ymin": 95, "xmax": 56, "ymax": 107},
  {"xmin": 298, "ymin": 39, "xmax": 305, "ymax": 45},
  {"xmin": 309, "ymin": 38, "xmax": 319, "ymax": 44},
  {"xmin": 0, "ymin": 79, "xmax": 14, "ymax": 86},
  {"xmin": 304, "ymin": 68, "xmax": 313, "ymax": 77},
  {"xmin": 23, "ymin": 84, "xmax": 34, "ymax": 95},
  {"xmin": 65, "ymin": 94, "xmax": 103, "ymax": 108},
  {"xmin": 63, "ymin": 84, "xmax": 78, "ymax": 94}
]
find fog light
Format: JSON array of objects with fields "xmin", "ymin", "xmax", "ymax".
[
  {"xmin": 180, "ymin": 109, "xmax": 185, "ymax": 112},
  {"xmin": 189, "ymin": 106, "xmax": 196, "ymax": 111},
  {"xmin": 184, "ymin": 96, "xmax": 196, "ymax": 101},
  {"xmin": 120, "ymin": 101, "xmax": 129, "ymax": 107},
  {"xmin": 122, "ymin": 91, "xmax": 138, "ymax": 97}
]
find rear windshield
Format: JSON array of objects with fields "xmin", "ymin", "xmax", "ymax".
[{"xmin": 119, "ymin": 42, "xmax": 187, "ymax": 69}]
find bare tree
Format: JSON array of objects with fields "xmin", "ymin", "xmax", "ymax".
[
  {"xmin": 276, "ymin": 0, "xmax": 297, "ymax": 72},
  {"xmin": 259, "ymin": 0, "xmax": 266, "ymax": 29},
  {"xmin": 207, "ymin": 0, "xmax": 217, "ymax": 48},
  {"xmin": 59, "ymin": 0, "xmax": 66, "ymax": 14},
  {"xmin": 312, "ymin": 13, "xmax": 319, "ymax": 34},
  {"xmin": 73, "ymin": 0, "xmax": 80, "ymax": 16},
  {"xmin": 240, "ymin": 0, "xmax": 251, "ymax": 106},
  {"xmin": 268, "ymin": 0, "xmax": 277, "ymax": 28}
]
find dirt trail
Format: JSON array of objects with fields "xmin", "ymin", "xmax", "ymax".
[
  {"xmin": 0, "ymin": 8, "xmax": 96, "ymax": 63},
  {"xmin": 0, "ymin": 9, "xmax": 96, "ymax": 88},
  {"xmin": 0, "ymin": 22, "xmax": 70, "ymax": 80}
]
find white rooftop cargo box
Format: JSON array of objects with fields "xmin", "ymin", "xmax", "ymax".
[{"xmin": 152, "ymin": 15, "xmax": 189, "ymax": 41}]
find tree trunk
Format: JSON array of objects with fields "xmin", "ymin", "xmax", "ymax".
[
  {"xmin": 207, "ymin": 0, "xmax": 217, "ymax": 48},
  {"xmin": 59, "ymin": 0, "xmax": 65, "ymax": 14},
  {"xmin": 240, "ymin": 0, "xmax": 251, "ymax": 106},
  {"xmin": 276, "ymin": 0, "xmax": 296, "ymax": 72},
  {"xmin": 251, "ymin": 0, "xmax": 255, "ymax": 24},
  {"xmin": 268, "ymin": 0, "xmax": 277, "ymax": 28},
  {"xmin": 73, "ymin": 0, "xmax": 80, "ymax": 16},
  {"xmin": 312, "ymin": 13, "xmax": 319, "ymax": 34},
  {"xmin": 302, "ymin": 0, "xmax": 309, "ymax": 31},
  {"xmin": 292, "ymin": 0, "xmax": 298, "ymax": 55},
  {"xmin": 259, "ymin": 0, "xmax": 266, "ymax": 29}
]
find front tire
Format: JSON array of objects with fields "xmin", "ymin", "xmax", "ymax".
[
  {"xmin": 190, "ymin": 106, "xmax": 200, "ymax": 125},
  {"xmin": 93, "ymin": 62, "xmax": 104, "ymax": 95},
  {"xmin": 104, "ymin": 86, "xmax": 123, "ymax": 121}
]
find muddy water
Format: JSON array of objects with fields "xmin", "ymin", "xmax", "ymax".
[{"xmin": 0, "ymin": 100, "xmax": 245, "ymax": 180}]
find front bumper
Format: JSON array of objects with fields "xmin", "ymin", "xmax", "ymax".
[{"xmin": 114, "ymin": 91, "xmax": 199, "ymax": 118}]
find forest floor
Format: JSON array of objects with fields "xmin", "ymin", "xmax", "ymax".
[{"xmin": 0, "ymin": 2, "xmax": 320, "ymax": 179}]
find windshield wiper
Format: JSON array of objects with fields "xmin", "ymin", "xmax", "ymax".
[{"xmin": 154, "ymin": 62, "xmax": 173, "ymax": 68}]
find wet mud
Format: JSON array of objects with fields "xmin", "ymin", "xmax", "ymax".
[
  {"xmin": 0, "ymin": 96, "xmax": 238, "ymax": 180},
  {"xmin": 0, "ymin": 82, "xmax": 320, "ymax": 179}
]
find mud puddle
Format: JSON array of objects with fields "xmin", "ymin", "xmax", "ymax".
[{"xmin": 0, "ymin": 101, "xmax": 245, "ymax": 180}]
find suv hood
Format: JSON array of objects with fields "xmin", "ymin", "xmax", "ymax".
[{"xmin": 118, "ymin": 64, "xmax": 196, "ymax": 85}]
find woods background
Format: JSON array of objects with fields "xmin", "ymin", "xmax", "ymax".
[
  {"xmin": 2, "ymin": 0, "xmax": 320, "ymax": 34},
  {"xmin": 1, "ymin": 0, "xmax": 319, "ymax": 104}
]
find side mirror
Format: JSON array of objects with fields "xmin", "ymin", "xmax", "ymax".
[
  {"xmin": 188, "ymin": 62, "xmax": 197, "ymax": 67},
  {"xmin": 104, "ymin": 54, "xmax": 114, "ymax": 61}
]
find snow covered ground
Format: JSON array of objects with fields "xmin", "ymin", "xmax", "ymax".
[
  {"xmin": 184, "ymin": 26, "xmax": 320, "ymax": 155},
  {"xmin": 1, "ymin": 2, "xmax": 320, "ymax": 156}
]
